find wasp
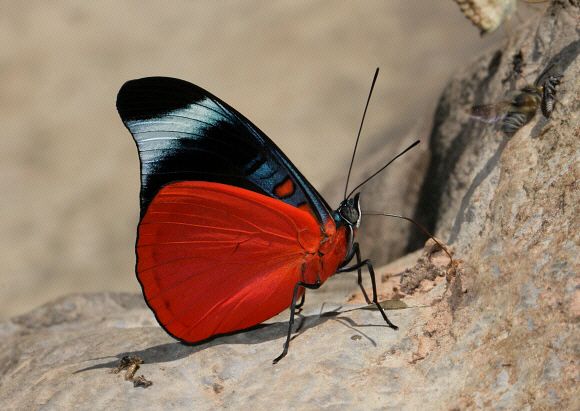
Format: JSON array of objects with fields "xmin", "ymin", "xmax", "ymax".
[
  {"xmin": 470, "ymin": 65, "xmax": 562, "ymax": 135},
  {"xmin": 539, "ymin": 73, "xmax": 562, "ymax": 118}
]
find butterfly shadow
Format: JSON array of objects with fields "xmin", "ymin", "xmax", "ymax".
[{"xmin": 74, "ymin": 307, "xmax": 386, "ymax": 374}]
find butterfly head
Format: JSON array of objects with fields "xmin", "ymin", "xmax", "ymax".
[{"xmin": 336, "ymin": 192, "xmax": 362, "ymax": 228}]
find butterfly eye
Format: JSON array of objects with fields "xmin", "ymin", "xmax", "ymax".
[
  {"xmin": 338, "ymin": 198, "xmax": 360, "ymax": 226},
  {"xmin": 345, "ymin": 207, "xmax": 360, "ymax": 226}
]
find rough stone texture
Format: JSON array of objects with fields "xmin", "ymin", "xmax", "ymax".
[
  {"xmin": 1, "ymin": 3, "xmax": 578, "ymax": 410},
  {"xmin": 399, "ymin": 239, "xmax": 454, "ymax": 295},
  {"xmin": 407, "ymin": 1, "xmax": 579, "ymax": 408},
  {"xmin": 0, "ymin": 286, "xmax": 442, "ymax": 410},
  {"xmin": 411, "ymin": 0, "xmax": 579, "ymax": 252}
]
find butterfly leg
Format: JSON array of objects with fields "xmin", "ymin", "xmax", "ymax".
[
  {"xmin": 295, "ymin": 292, "xmax": 306, "ymax": 310},
  {"xmin": 336, "ymin": 242, "xmax": 371, "ymax": 304},
  {"xmin": 273, "ymin": 280, "xmax": 321, "ymax": 364},
  {"xmin": 338, "ymin": 258, "xmax": 398, "ymax": 330}
]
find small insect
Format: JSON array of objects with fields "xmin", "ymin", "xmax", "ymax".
[
  {"xmin": 111, "ymin": 355, "xmax": 152, "ymax": 387},
  {"xmin": 539, "ymin": 73, "xmax": 562, "ymax": 118},
  {"xmin": 111, "ymin": 355, "xmax": 144, "ymax": 380},
  {"xmin": 512, "ymin": 50, "xmax": 524, "ymax": 77},
  {"xmin": 470, "ymin": 67, "xmax": 562, "ymax": 134},
  {"xmin": 471, "ymin": 85, "xmax": 541, "ymax": 134}
]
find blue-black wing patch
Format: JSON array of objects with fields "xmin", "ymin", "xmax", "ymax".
[{"xmin": 116, "ymin": 77, "xmax": 331, "ymax": 223}]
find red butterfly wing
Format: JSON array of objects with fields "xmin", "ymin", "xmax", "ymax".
[{"xmin": 137, "ymin": 181, "xmax": 347, "ymax": 343}]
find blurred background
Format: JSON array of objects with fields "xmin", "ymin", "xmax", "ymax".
[{"xmin": 1, "ymin": 0, "xmax": 504, "ymax": 319}]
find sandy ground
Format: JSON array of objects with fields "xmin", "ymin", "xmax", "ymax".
[{"xmin": 1, "ymin": 1, "xmax": 506, "ymax": 318}]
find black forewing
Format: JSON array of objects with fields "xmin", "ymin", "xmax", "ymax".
[{"xmin": 116, "ymin": 77, "xmax": 332, "ymax": 223}]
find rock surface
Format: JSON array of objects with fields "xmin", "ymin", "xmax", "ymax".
[
  {"xmin": 1, "ymin": 3, "xmax": 578, "ymax": 410},
  {"xmin": 0, "ymin": 283, "xmax": 437, "ymax": 410}
]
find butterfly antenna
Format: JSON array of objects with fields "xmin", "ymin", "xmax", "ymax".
[
  {"xmin": 346, "ymin": 140, "xmax": 420, "ymax": 199},
  {"xmin": 343, "ymin": 68, "xmax": 380, "ymax": 200},
  {"xmin": 362, "ymin": 212, "xmax": 454, "ymax": 264}
]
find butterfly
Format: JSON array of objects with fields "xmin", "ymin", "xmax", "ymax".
[{"xmin": 116, "ymin": 72, "xmax": 419, "ymax": 363}]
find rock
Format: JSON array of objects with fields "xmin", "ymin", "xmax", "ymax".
[
  {"xmin": 399, "ymin": 239, "xmax": 454, "ymax": 295},
  {"xmin": 406, "ymin": 1, "xmax": 579, "ymax": 408},
  {"xmin": 411, "ymin": 1, "xmax": 579, "ymax": 252},
  {"xmin": 0, "ymin": 289, "xmax": 433, "ymax": 410},
  {"xmin": 1, "ymin": 3, "xmax": 578, "ymax": 410},
  {"xmin": 0, "ymin": 258, "xmax": 457, "ymax": 410}
]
